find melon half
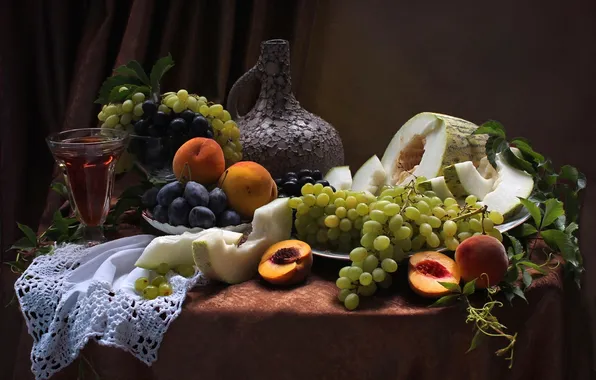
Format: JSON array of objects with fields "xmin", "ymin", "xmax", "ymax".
[{"xmin": 381, "ymin": 112, "xmax": 487, "ymax": 185}]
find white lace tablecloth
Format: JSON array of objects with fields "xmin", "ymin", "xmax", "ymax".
[{"xmin": 14, "ymin": 235, "xmax": 207, "ymax": 380}]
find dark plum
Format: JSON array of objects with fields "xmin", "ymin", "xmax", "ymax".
[
  {"xmin": 283, "ymin": 180, "xmax": 300, "ymax": 196},
  {"xmin": 217, "ymin": 209, "xmax": 241, "ymax": 227},
  {"xmin": 141, "ymin": 187, "xmax": 159, "ymax": 209},
  {"xmin": 157, "ymin": 181, "xmax": 184, "ymax": 206},
  {"xmin": 208, "ymin": 188, "xmax": 228, "ymax": 215},
  {"xmin": 169, "ymin": 118, "xmax": 187, "ymax": 134},
  {"xmin": 190, "ymin": 115, "xmax": 210, "ymax": 137},
  {"xmin": 152, "ymin": 205, "xmax": 169, "ymax": 223},
  {"xmin": 134, "ymin": 120, "xmax": 148, "ymax": 136},
  {"xmin": 284, "ymin": 172, "xmax": 298, "ymax": 182},
  {"xmin": 142, "ymin": 100, "xmax": 157, "ymax": 116},
  {"xmin": 298, "ymin": 176, "xmax": 315, "ymax": 188},
  {"xmin": 315, "ymin": 179, "xmax": 330, "ymax": 187},
  {"xmin": 180, "ymin": 110, "xmax": 196, "ymax": 124},
  {"xmin": 154, "ymin": 111, "xmax": 170, "ymax": 126},
  {"xmin": 183, "ymin": 181, "xmax": 209, "ymax": 207},
  {"xmin": 189, "ymin": 206, "xmax": 216, "ymax": 228},
  {"xmin": 298, "ymin": 169, "xmax": 312, "ymax": 178},
  {"xmin": 148, "ymin": 124, "xmax": 165, "ymax": 137},
  {"xmin": 312, "ymin": 170, "xmax": 323, "ymax": 180},
  {"xmin": 168, "ymin": 197, "xmax": 191, "ymax": 226},
  {"xmin": 205, "ymin": 129, "xmax": 214, "ymax": 139},
  {"xmin": 274, "ymin": 178, "xmax": 284, "ymax": 188}
]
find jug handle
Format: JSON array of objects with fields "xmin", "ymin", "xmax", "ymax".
[{"xmin": 226, "ymin": 66, "xmax": 258, "ymax": 121}]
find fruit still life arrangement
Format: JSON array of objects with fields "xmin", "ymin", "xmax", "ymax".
[{"xmin": 10, "ymin": 53, "xmax": 586, "ymax": 370}]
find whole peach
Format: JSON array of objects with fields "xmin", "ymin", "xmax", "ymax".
[
  {"xmin": 173, "ymin": 138, "xmax": 225, "ymax": 185},
  {"xmin": 455, "ymin": 234, "xmax": 508, "ymax": 289}
]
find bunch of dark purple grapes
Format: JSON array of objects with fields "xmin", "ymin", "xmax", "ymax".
[{"xmin": 275, "ymin": 169, "xmax": 333, "ymax": 197}]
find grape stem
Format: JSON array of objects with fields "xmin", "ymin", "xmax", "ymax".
[{"xmin": 451, "ymin": 205, "xmax": 488, "ymax": 223}]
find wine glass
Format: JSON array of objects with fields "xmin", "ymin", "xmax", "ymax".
[{"xmin": 46, "ymin": 128, "xmax": 130, "ymax": 244}]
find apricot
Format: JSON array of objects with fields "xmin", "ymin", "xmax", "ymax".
[
  {"xmin": 258, "ymin": 240, "xmax": 313, "ymax": 285},
  {"xmin": 408, "ymin": 251, "xmax": 461, "ymax": 298},
  {"xmin": 218, "ymin": 161, "xmax": 278, "ymax": 218},
  {"xmin": 173, "ymin": 138, "xmax": 225, "ymax": 185},
  {"xmin": 455, "ymin": 234, "xmax": 508, "ymax": 289}
]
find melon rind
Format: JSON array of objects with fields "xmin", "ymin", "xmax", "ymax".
[
  {"xmin": 418, "ymin": 176, "xmax": 455, "ymax": 200},
  {"xmin": 351, "ymin": 155, "xmax": 387, "ymax": 195},
  {"xmin": 324, "ymin": 166, "xmax": 352, "ymax": 190},
  {"xmin": 443, "ymin": 161, "xmax": 496, "ymax": 200}
]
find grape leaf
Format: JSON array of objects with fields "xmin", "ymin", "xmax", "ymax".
[
  {"xmin": 437, "ymin": 282, "xmax": 462, "ymax": 293},
  {"xmin": 95, "ymin": 75, "xmax": 143, "ymax": 105},
  {"xmin": 518, "ymin": 198, "xmax": 542, "ymax": 227},
  {"xmin": 566, "ymin": 222, "xmax": 579, "ymax": 235},
  {"xmin": 114, "ymin": 60, "xmax": 150, "ymax": 85},
  {"xmin": 503, "ymin": 266, "xmax": 520, "ymax": 284},
  {"xmin": 466, "ymin": 329, "xmax": 485, "ymax": 353},
  {"xmin": 511, "ymin": 286, "xmax": 528, "ymax": 303},
  {"xmin": 542, "ymin": 198, "xmax": 564, "ymax": 228},
  {"xmin": 517, "ymin": 260, "xmax": 547, "ymax": 274},
  {"xmin": 522, "ymin": 269, "xmax": 532, "ymax": 288},
  {"xmin": 53, "ymin": 211, "xmax": 69, "ymax": 237},
  {"xmin": 519, "ymin": 223, "xmax": 538, "ymax": 237},
  {"xmin": 473, "ymin": 120, "xmax": 506, "ymax": 138},
  {"xmin": 51, "ymin": 182, "xmax": 68, "ymax": 198},
  {"xmin": 484, "ymin": 136, "xmax": 508, "ymax": 169},
  {"xmin": 463, "ymin": 279, "xmax": 476, "ymax": 295},
  {"xmin": 559, "ymin": 165, "xmax": 586, "ymax": 191},
  {"xmin": 505, "ymin": 233, "xmax": 523, "ymax": 254},
  {"xmin": 150, "ymin": 53, "xmax": 174, "ymax": 97},
  {"xmin": 17, "ymin": 223, "xmax": 37, "ymax": 245},
  {"xmin": 540, "ymin": 229, "xmax": 578, "ymax": 266},
  {"xmin": 10, "ymin": 237, "xmax": 36, "ymax": 251},
  {"xmin": 509, "ymin": 137, "xmax": 545, "ymax": 164},
  {"xmin": 552, "ymin": 215, "xmax": 566, "ymax": 231},
  {"xmin": 503, "ymin": 148, "xmax": 535, "ymax": 175},
  {"xmin": 108, "ymin": 85, "xmax": 150, "ymax": 103},
  {"xmin": 428, "ymin": 294, "xmax": 459, "ymax": 307}
]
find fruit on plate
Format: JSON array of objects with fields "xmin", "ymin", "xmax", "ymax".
[
  {"xmin": 192, "ymin": 198, "xmax": 293, "ymax": 284},
  {"xmin": 408, "ymin": 251, "xmax": 461, "ymax": 298},
  {"xmin": 258, "ymin": 240, "xmax": 313, "ymax": 285},
  {"xmin": 417, "ymin": 176, "xmax": 454, "ymax": 200},
  {"xmin": 218, "ymin": 161, "xmax": 278, "ymax": 218},
  {"xmin": 351, "ymin": 155, "xmax": 387, "ymax": 195},
  {"xmin": 443, "ymin": 161, "xmax": 496, "ymax": 200},
  {"xmin": 380, "ymin": 112, "xmax": 487, "ymax": 185},
  {"xmin": 480, "ymin": 149, "xmax": 534, "ymax": 218},
  {"xmin": 455, "ymin": 234, "xmax": 508, "ymax": 289},
  {"xmin": 173, "ymin": 137, "xmax": 226, "ymax": 185},
  {"xmin": 135, "ymin": 231, "xmax": 206, "ymax": 270},
  {"xmin": 324, "ymin": 166, "xmax": 352, "ymax": 191},
  {"xmin": 273, "ymin": 169, "xmax": 330, "ymax": 197}
]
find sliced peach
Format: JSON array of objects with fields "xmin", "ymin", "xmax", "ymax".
[
  {"xmin": 408, "ymin": 251, "xmax": 461, "ymax": 298},
  {"xmin": 455, "ymin": 234, "xmax": 508, "ymax": 289},
  {"xmin": 258, "ymin": 240, "xmax": 313, "ymax": 285}
]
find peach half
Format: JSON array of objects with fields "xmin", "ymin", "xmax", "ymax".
[
  {"xmin": 258, "ymin": 240, "xmax": 313, "ymax": 286},
  {"xmin": 408, "ymin": 251, "xmax": 461, "ymax": 298}
]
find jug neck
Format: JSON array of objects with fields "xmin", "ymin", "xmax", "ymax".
[{"xmin": 255, "ymin": 40, "xmax": 299, "ymax": 112}]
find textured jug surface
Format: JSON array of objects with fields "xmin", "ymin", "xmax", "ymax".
[{"xmin": 228, "ymin": 39, "xmax": 344, "ymax": 178}]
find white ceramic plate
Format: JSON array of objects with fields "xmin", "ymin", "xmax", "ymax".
[
  {"xmin": 311, "ymin": 206, "xmax": 531, "ymax": 260},
  {"xmin": 141, "ymin": 210, "xmax": 252, "ymax": 235}
]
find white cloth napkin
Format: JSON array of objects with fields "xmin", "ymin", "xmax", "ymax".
[{"xmin": 15, "ymin": 235, "xmax": 207, "ymax": 380}]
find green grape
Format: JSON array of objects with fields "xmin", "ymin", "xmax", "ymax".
[
  {"xmin": 404, "ymin": 207, "xmax": 421, "ymax": 221},
  {"xmin": 336, "ymin": 277, "xmax": 352, "ymax": 289},
  {"xmin": 439, "ymin": 229, "xmax": 447, "ymax": 241},
  {"xmin": 378, "ymin": 273, "xmax": 393, "ymax": 289},
  {"xmin": 150, "ymin": 275, "xmax": 165, "ymax": 287},
  {"xmin": 158, "ymin": 283, "xmax": 173, "ymax": 296},
  {"xmin": 488, "ymin": 210, "xmax": 504, "ymax": 224},
  {"xmin": 470, "ymin": 218, "xmax": 483, "ymax": 232},
  {"xmin": 482, "ymin": 218, "xmax": 495, "ymax": 231},
  {"xmin": 393, "ymin": 186, "xmax": 405, "ymax": 195},
  {"xmin": 338, "ymin": 232, "xmax": 352, "ymax": 244},
  {"xmin": 411, "ymin": 234, "xmax": 426, "ymax": 250},
  {"xmin": 358, "ymin": 282, "xmax": 377, "ymax": 297},
  {"xmin": 230, "ymin": 125, "xmax": 241, "ymax": 140},
  {"xmin": 444, "ymin": 197, "xmax": 457, "ymax": 207},
  {"xmin": 172, "ymin": 100, "xmax": 185, "ymax": 113},
  {"xmin": 176, "ymin": 264, "xmax": 195, "ymax": 278},
  {"xmin": 209, "ymin": 104, "xmax": 224, "ymax": 118},
  {"xmin": 222, "ymin": 110, "xmax": 232, "ymax": 122},
  {"xmin": 415, "ymin": 176, "xmax": 428, "ymax": 184},
  {"xmin": 373, "ymin": 235, "xmax": 391, "ymax": 251},
  {"xmin": 122, "ymin": 99, "xmax": 134, "ymax": 113},
  {"xmin": 302, "ymin": 183, "xmax": 315, "ymax": 195},
  {"xmin": 473, "ymin": 232, "xmax": 483, "ymax": 236},
  {"xmin": 133, "ymin": 103, "xmax": 144, "ymax": 116},
  {"xmin": 374, "ymin": 200, "xmax": 390, "ymax": 210},
  {"xmin": 360, "ymin": 233, "xmax": 376, "ymax": 249},
  {"xmin": 395, "ymin": 237, "xmax": 412, "ymax": 252},
  {"xmin": 363, "ymin": 220, "xmax": 382, "ymax": 234},
  {"xmin": 306, "ymin": 223, "xmax": 318, "ymax": 235},
  {"xmin": 104, "ymin": 104, "xmax": 118, "ymax": 116},
  {"xmin": 347, "ymin": 266, "xmax": 363, "ymax": 281},
  {"xmin": 186, "ymin": 96, "xmax": 198, "ymax": 112},
  {"xmin": 134, "ymin": 277, "xmax": 149, "ymax": 292},
  {"xmin": 297, "ymin": 203, "xmax": 310, "ymax": 216},
  {"xmin": 363, "ymin": 254, "xmax": 380, "ymax": 273},
  {"xmin": 324, "ymin": 204, "xmax": 337, "ymax": 215},
  {"xmin": 313, "ymin": 183, "xmax": 324, "ymax": 195},
  {"xmin": 388, "ymin": 214, "xmax": 404, "ymax": 232},
  {"xmin": 458, "ymin": 221, "xmax": 470, "ymax": 233},
  {"xmin": 445, "ymin": 237, "xmax": 460, "ymax": 251},
  {"xmin": 395, "ymin": 225, "xmax": 412, "ymax": 240},
  {"xmin": 322, "ymin": 186, "xmax": 335, "ymax": 197},
  {"xmin": 327, "ymin": 227, "xmax": 341, "ymax": 241},
  {"xmin": 132, "ymin": 92, "xmax": 145, "ymax": 103},
  {"xmin": 338, "ymin": 289, "xmax": 352, "ymax": 302},
  {"xmin": 427, "ymin": 232, "xmax": 441, "ymax": 248},
  {"xmin": 353, "ymin": 216, "xmax": 364, "ymax": 230},
  {"xmin": 416, "ymin": 201, "xmax": 431, "ymax": 215},
  {"xmin": 212, "ymin": 119, "xmax": 225, "ymax": 131},
  {"xmin": 383, "ymin": 203, "xmax": 400, "ymax": 216},
  {"xmin": 446, "ymin": 204, "xmax": 461, "ymax": 213},
  {"xmin": 372, "ymin": 267, "xmax": 386, "ymax": 282},
  {"xmin": 288, "ymin": 197, "xmax": 302, "ymax": 209},
  {"xmin": 105, "ymin": 114, "xmax": 120, "ymax": 128},
  {"xmin": 199, "ymin": 104, "xmax": 209, "ymax": 116},
  {"xmin": 474, "ymin": 202, "xmax": 484, "ymax": 209},
  {"xmin": 335, "ymin": 206, "xmax": 347, "ymax": 218},
  {"xmin": 317, "ymin": 215, "xmax": 327, "ymax": 227},
  {"xmin": 308, "ymin": 206, "xmax": 323, "ymax": 219},
  {"xmin": 316, "ymin": 229, "xmax": 328, "ymax": 243},
  {"xmin": 356, "ymin": 203, "xmax": 369, "ymax": 216},
  {"xmin": 427, "ymin": 216, "xmax": 441, "ymax": 229},
  {"xmin": 458, "ymin": 231, "xmax": 472, "ymax": 241},
  {"xmin": 381, "ymin": 258, "xmax": 398, "ymax": 273},
  {"xmin": 349, "ymin": 247, "xmax": 368, "ymax": 262},
  {"xmin": 142, "ymin": 285, "xmax": 159, "ymax": 300},
  {"xmin": 370, "ymin": 210, "xmax": 388, "ymax": 223},
  {"xmin": 345, "ymin": 196, "xmax": 357, "ymax": 209},
  {"xmin": 351, "ymin": 260, "xmax": 363, "ymax": 268},
  {"xmin": 334, "ymin": 190, "xmax": 347, "ymax": 199},
  {"xmin": 379, "ymin": 246, "xmax": 394, "ymax": 260},
  {"xmin": 393, "ymin": 245, "xmax": 407, "ymax": 261},
  {"xmin": 339, "ymin": 218, "xmax": 352, "ymax": 232},
  {"xmin": 443, "ymin": 220, "xmax": 457, "ymax": 236},
  {"xmin": 355, "ymin": 193, "xmax": 369, "ymax": 204},
  {"xmin": 347, "ymin": 208, "xmax": 359, "ymax": 221},
  {"xmin": 303, "ymin": 194, "xmax": 316, "ymax": 207},
  {"xmin": 324, "ymin": 215, "xmax": 340, "ymax": 228},
  {"xmin": 362, "ymin": 215, "xmax": 371, "ymax": 224},
  {"xmin": 359, "ymin": 272, "xmax": 373, "ymax": 286},
  {"xmin": 114, "ymin": 124, "xmax": 124, "ymax": 131},
  {"xmin": 334, "ymin": 198, "xmax": 346, "ymax": 208},
  {"xmin": 447, "ymin": 209, "xmax": 458, "ymax": 218},
  {"xmin": 344, "ymin": 293, "xmax": 359, "ymax": 310},
  {"xmin": 120, "ymin": 113, "xmax": 132, "ymax": 125},
  {"xmin": 432, "ymin": 207, "xmax": 447, "ymax": 218},
  {"xmin": 416, "ymin": 214, "xmax": 429, "ymax": 226},
  {"xmin": 158, "ymin": 104, "xmax": 170, "ymax": 113},
  {"xmin": 97, "ymin": 111, "xmax": 107, "ymax": 121},
  {"xmin": 419, "ymin": 223, "xmax": 432, "ymax": 237},
  {"xmin": 488, "ymin": 229, "xmax": 503, "ymax": 242},
  {"xmin": 154, "ymin": 263, "xmax": 170, "ymax": 276},
  {"xmin": 465, "ymin": 195, "xmax": 478, "ymax": 205},
  {"xmin": 176, "ymin": 89, "xmax": 189, "ymax": 101},
  {"xmin": 429, "ymin": 196, "xmax": 443, "ymax": 207}
]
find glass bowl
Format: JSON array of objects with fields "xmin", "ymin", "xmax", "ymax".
[{"xmin": 127, "ymin": 134, "xmax": 186, "ymax": 181}]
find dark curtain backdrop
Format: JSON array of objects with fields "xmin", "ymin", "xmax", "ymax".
[{"xmin": 0, "ymin": 1, "xmax": 316, "ymax": 378}]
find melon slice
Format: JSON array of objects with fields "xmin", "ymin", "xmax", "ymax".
[
  {"xmin": 351, "ymin": 155, "xmax": 387, "ymax": 195},
  {"xmin": 480, "ymin": 150, "xmax": 534, "ymax": 218},
  {"xmin": 192, "ymin": 198, "xmax": 293, "ymax": 284},
  {"xmin": 135, "ymin": 231, "xmax": 208, "ymax": 270},
  {"xmin": 324, "ymin": 166, "xmax": 352, "ymax": 190},
  {"xmin": 418, "ymin": 176, "xmax": 455, "ymax": 200},
  {"xmin": 443, "ymin": 161, "xmax": 496, "ymax": 200},
  {"xmin": 477, "ymin": 156, "xmax": 498, "ymax": 180},
  {"xmin": 381, "ymin": 112, "xmax": 487, "ymax": 186}
]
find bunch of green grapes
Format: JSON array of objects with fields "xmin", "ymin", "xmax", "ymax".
[
  {"xmin": 97, "ymin": 91, "xmax": 148, "ymax": 134},
  {"xmin": 161, "ymin": 91, "xmax": 243, "ymax": 165},
  {"xmin": 134, "ymin": 262, "xmax": 195, "ymax": 300},
  {"xmin": 289, "ymin": 176, "xmax": 505, "ymax": 311}
]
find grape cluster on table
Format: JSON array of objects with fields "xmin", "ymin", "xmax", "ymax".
[
  {"xmin": 287, "ymin": 177, "xmax": 505, "ymax": 310},
  {"xmin": 142, "ymin": 180, "xmax": 242, "ymax": 229},
  {"xmin": 274, "ymin": 169, "xmax": 334, "ymax": 197},
  {"xmin": 134, "ymin": 262, "xmax": 195, "ymax": 300}
]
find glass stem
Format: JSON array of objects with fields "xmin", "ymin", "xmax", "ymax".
[{"xmin": 77, "ymin": 224, "xmax": 106, "ymax": 246}]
